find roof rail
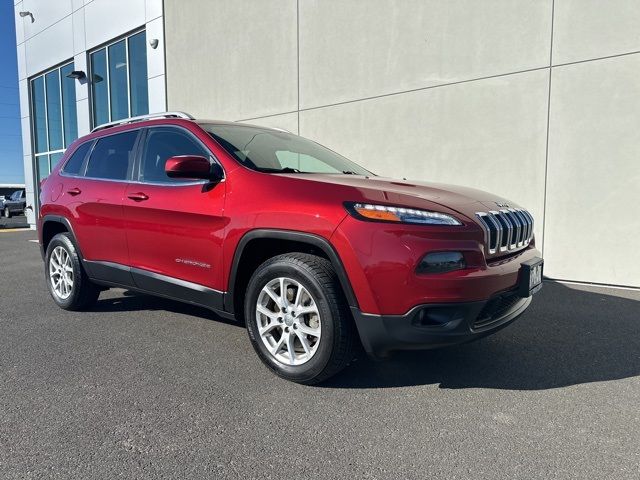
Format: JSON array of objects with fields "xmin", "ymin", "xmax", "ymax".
[{"xmin": 91, "ymin": 111, "xmax": 195, "ymax": 132}]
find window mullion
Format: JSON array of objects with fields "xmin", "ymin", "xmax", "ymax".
[
  {"xmin": 125, "ymin": 36, "xmax": 132, "ymax": 118},
  {"xmin": 105, "ymin": 46, "xmax": 111, "ymax": 122},
  {"xmin": 58, "ymin": 67, "xmax": 65, "ymax": 151},
  {"xmin": 42, "ymin": 74, "xmax": 49, "ymax": 155}
]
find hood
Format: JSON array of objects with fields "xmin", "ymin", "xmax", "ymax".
[{"xmin": 280, "ymin": 173, "xmax": 520, "ymax": 222}]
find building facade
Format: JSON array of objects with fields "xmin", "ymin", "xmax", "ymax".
[{"xmin": 14, "ymin": 0, "xmax": 640, "ymax": 288}]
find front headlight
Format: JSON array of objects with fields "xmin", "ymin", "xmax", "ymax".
[{"xmin": 345, "ymin": 202, "xmax": 462, "ymax": 225}]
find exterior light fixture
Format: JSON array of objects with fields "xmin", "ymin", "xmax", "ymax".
[
  {"xmin": 149, "ymin": 38, "xmax": 159, "ymax": 49},
  {"xmin": 66, "ymin": 70, "xmax": 86, "ymax": 80},
  {"xmin": 19, "ymin": 11, "xmax": 35, "ymax": 23}
]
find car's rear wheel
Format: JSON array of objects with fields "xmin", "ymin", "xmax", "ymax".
[
  {"xmin": 245, "ymin": 253, "xmax": 356, "ymax": 385},
  {"xmin": 45, "ymin": 233, "xmax": 100, "ymax": 310}
]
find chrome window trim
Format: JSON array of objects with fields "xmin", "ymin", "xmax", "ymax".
[{"xmin": 59, "ymin": 124, "xmax": 226, "ymax": 188}]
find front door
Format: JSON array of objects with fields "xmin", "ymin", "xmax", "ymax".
[{"xmin": 123, "ymin": 126, "xmax": 226, "ymax": 308}]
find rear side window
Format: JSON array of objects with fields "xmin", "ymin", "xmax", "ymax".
[
  {"xmin": 62, "ymin": 142, "xmax": 92, "ymax": 175},
  {"xmin": 139, "ymin": 127, "xmax": 209, "ymax": 183},
  {"xmin": 85, "ymin": 130, "xmax": 138, "ymax": 180}
]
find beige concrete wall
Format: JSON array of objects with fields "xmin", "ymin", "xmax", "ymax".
[{"xmin": 165, "ymin": 0, "xmax": 640, "ymax": 288}]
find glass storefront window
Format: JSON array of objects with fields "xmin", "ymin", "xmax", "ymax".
[
  {"xmin": 30, "ymin": 61, "xmax": 78, "ymax": 187},
  {"xmin": 90, "ymin": 30, "xmax": 149, "ymax": 127},
  {"xmin": 128, "ymin": 31, "xmax": 149, "ymax": 117},
  {"xmin": 90, "ymin": 48, "xmax": 109, "ymax": 127},
  {"xmin": 108, "ymin": 40, "xmax": 128, "ymax": 121},
  {"xmin": 60, "ymin": 63, "xmax": 78, "ymax": 147},
  {"xmin": 45, "ymin": 70, "xmax": 63, "ymax": 151},
  {"xmin": 31, "ymin": 76, "xmax": 47, "ymax": 154}
]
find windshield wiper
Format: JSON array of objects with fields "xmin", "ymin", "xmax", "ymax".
[
  {"xmin": 257, "ymin": 166, "xmax": 302, "ymax": 174},
  {"xmin": 342, "ymin": 170, "xmax": 359, "ymax": 175}
]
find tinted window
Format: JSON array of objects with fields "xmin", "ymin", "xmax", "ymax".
[
  {"xmin": 60, "ymin": 63, "xmax": 78, "ymax": 146},
  {"xmin": 90, "ymin": 32, "xmax": 149, "ymax": 127},
  {"xmin": 201, "ymin": 124, "xmax": 371, "ymax": 176},
  {"xmin": 128, "ymin": 31, "xmax": 149, "ymax": 117},
  {"xmin": 31, "ymin": 76, "xmax": 47, "ymax": 153},
  {"xmin": 139, "ymin": 128, "xmax": 209, "ymax": 183},
  {"xmin": 85, "ymin": 130, "xmax": 138, "ymax": 180},
  {"xmin": 108, "ymin": 40, "xmax": 128, "ymax": 121},
  {"xmin": 91, "ymin": 48, "xmax": 109, "ymax": 126},
  {"xmin": 63, "ymin": 142, "xmax": 92, "ymax": 175}
]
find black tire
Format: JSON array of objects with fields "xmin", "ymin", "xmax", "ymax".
[
  {"xmin": 3, "ymin": 207, "xmax": 10, "ymax": 218},
  {"xmin": 245, "ymin": 253, "xmax": 356, "ymax": 385},
  {"xmin": 45, "ymin": 232, "xmax": 100, "ymax": 310}
]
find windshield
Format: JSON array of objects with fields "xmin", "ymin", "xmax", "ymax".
[{"xmin": 200, "ymin": 124, "xmax": 372, "ymax": 175}]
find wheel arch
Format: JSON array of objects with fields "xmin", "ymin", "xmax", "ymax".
[
  {"xmin": 224, "ymin": 229, "xmax": 359, "ymax": 317},
  {"xmin": 41, "ymin": 215, "xmax": 82, "ymax": 260}
]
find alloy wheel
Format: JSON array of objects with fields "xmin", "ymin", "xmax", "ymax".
[
  {"xmin": 49, "ymin": 246, "xmax": 74, "ymax": 299},
  {"xmin": 256, "ymin": 277, "xmax": 321, "ymax": 366}
]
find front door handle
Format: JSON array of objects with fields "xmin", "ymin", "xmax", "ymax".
[
  {"xmin": 127, "ymin": 192, "xmax": 149, "ymax": 202},
  {"xmin": 67, "ymin": 187, "xmax": 82, "ymax": 196}
]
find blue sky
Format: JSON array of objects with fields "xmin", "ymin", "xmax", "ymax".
[{"xmin": 0, "ymin": 1, "xmax": 24, "ymax": 185}]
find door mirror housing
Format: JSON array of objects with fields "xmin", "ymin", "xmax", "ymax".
[{"xmin": 165, "ymin": 155, "xmax": 224, "ymax": 182}]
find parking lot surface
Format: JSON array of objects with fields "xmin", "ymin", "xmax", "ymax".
[
  {"xmin": 0, "ymin": 214, "xmax": 29, "ymax": 230},
  {"xmin": 1, "ymin": 230, "xmax": 639, "ymax": 479}
]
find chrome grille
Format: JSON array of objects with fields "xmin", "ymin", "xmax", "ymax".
[{"xmin": 476, "ymin": 209, "xmax": 534, "ymax": 255}]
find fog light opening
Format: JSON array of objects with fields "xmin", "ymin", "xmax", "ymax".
[{"xmin": 416, "ymin": 251, "xmax": 466, "ymax": 274}]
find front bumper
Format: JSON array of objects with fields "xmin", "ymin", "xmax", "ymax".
[{"xmin": 351, "ymin": 288, "xmax": 533, "ymax": 358}]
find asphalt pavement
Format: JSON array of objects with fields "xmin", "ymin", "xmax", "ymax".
[
  {"xmin": 0, "ymin": 214, "xmax": 29, "ymax": 230},
  {"xmin": 1, "ymin": 230, "xmax": 639, "ymax": 479}
]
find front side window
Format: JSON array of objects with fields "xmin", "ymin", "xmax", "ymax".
[
  {"xmin": 200, "ymin": 124, "xmax": 372, "ymax": 176},
  {"xmin": 90, "ymin": 31, "xmax": 149, "ymax": 128},
  {"xmin": 139, "ymin": 127, "xmax": 209, "ymax": 183},
  {"xmin": 30, "ymin": 61, "xmax": 79, "ymax": 185},
  {"xmin": 85, "ymin": 130, "xmax": 139, "ymax": 181}
]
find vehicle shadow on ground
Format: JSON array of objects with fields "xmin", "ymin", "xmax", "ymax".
[
  {"xmin": 324, "ymin": 281, "xmax": 640, "ymax": 390},
  {"xmin": 90, "ymin": 290, "xmax": 243, "ymax": 328},
  {"xmin": 90, "ymin": 281, "xmax": 639, "ymax": 391}
]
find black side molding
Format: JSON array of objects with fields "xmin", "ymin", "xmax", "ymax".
[
  {"xmin": 84, "ymin": 260, "xmax": 227, "ymax": 315},
  {"xmin": 83, "ymin": 260, "xmax": 135, "ymax": 287},
  {"xmin": 224, "ymin": 229, "xmax": 359, "ymax": 314},
  {"xmin": 131, "ymin": 267, "xmax": 224, "ymax": 311}
]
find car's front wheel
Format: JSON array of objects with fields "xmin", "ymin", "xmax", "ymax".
[
  {"xmin": 45, "ymin": 233, "xmax": 100, "ymax": 310},
  {"xmin": 3, "ymin": 207, "xmax": 10, "ymax": 218},
  {"xmin": 245, "ymin": 253, "xmax": 356, "ymax": 385}
]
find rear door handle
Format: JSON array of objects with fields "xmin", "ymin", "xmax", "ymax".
[
  {"xmin": 67, "ymin": 187, "xmax": 82, "ymax": 196},
  {"xmin": 127, "ymin": 192, "xmax": 149, "ymax": 202}
]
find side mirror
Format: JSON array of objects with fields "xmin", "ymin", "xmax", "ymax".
[{"xmin": 165, "ymin": 155, "xmax": 224, "ymax": 182}]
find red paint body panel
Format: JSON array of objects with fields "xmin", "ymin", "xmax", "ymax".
[
  {"xmin": 331, "ymin": 215, "xmax": 540, "ymax": 315},
  {"xmin": 38, "ymin": 117, "xmax": 542, "ymax": 318},
  {"xmin": 123, "ymin": 181, "xmax": 227, "ymax": 289},
  {"xmin": 41, "ymin": 176, "xmax": 129, "ymax": 265}
]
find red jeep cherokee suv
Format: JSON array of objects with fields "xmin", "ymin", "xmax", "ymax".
[{"xmin": 39, "ymin": 112, "xmax": 543, "ymax": 384}]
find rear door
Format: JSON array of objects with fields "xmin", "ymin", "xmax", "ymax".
[
  {"xmin": 123, "ymin": 126, "xmax": 226, "ymax": 306},
  {"xmin": 67, "ymin": 129, "xmax": 140, "ymax": 277}
]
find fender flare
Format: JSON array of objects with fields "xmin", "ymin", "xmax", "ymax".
[
  {"xmin": 40, "ymin": 215, "xmax": 83, "ymax": 261},
  {"xmin": 224, "ymin": 229, "xmax": 359, "ymax": 314}
]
